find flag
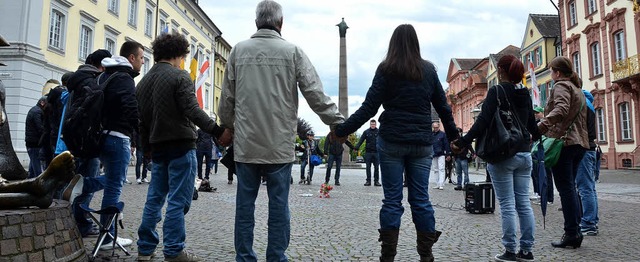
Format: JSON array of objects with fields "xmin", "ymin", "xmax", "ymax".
[
  {"xmin": 529, "ymin": 61, "xmax": 540, "ymax": 107},
  {"xmin": 189, "ymin": 49, "xmax": 199, "ymax": 81},
  {"xmin": 195, "ymin": 59, "xmax": 210, "ymax": 108}
]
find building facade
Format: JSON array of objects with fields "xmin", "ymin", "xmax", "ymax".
[
  {"xmin": 0, "ymin": 0, "xmax": 221, "ymax": 165},
  {"xmin": 213, "ymin": 36, "xmax": 230, "ymax": 120},
  {"xmin": 446, "ymin": 58, "xmax": 487, "ymax": 132},
  {"xmin": 558, "ymin": 0, "xmax": 640, "ymax": 168},
  {"xmin": 521, "ymin": 14, "xmax": 561, "ymax": 108}
]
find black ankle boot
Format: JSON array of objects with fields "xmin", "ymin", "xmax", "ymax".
[
  {"xmin": 379, "ymin": 229, "xmax": 399, "ymax": 262},
  {"xmin": 417, "ymin": 231, "xmax": 441, "ymax": 262},
  {"xmin": 551, "ymin": 233, "xmax": 583, "ymax": 248}
]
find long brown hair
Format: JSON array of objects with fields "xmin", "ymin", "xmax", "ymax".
[
  {"xmin": 379, "ymin": 24, "xmax": 425, "ymax": 81},
  {"xmin": 549, "ymin": 56, "xmax": 581, "ymax": 87}
]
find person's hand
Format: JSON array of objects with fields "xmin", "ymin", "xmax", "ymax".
[
  {"xmin": 218, "ymin": 128, "xmax": 233, "ymax": 147},
  {"xmin": 329, "ymin": 131, "xmax": 348, "ymax": 144},
  {"xmin": 450, "ymin": 140, "xmax": 464, "ymax": 155},
  {"xmin": 445, "ymin": 156, "xmax": 451, "ymax": 161}
]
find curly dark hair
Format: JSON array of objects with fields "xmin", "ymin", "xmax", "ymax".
[{"xmin": 151, "ymin": 33, "xmax": 189, "ymax": 62}]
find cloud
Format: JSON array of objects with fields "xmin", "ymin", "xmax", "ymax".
[{"xmin": 202, "ymin": 0, "xmax": 558, "ymax": 138}]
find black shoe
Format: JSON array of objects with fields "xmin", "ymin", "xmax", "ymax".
[
  {"xmin": 515, "ymin": 250, "xmax": 534, "ymax": 261},
  {"xmin": 454, "ymin": 185, "xmax": 463, "ymax": 191},
  {"xmin": 494, "ymin": 251, "xmax": 516, "ymax": 261},
  {"xmin": 335, "ymin": 182, "xmax": 341, "ymax": 186},
  {"xmin": 364, "ymin": 182, "xmax": 371, "ymax": 186},
  {"xmin": 374, "ymin": 182, "xmax": 381, "ymax": 187},
  {"xmin": 551, "ymin": 233, "xmax": 583, "ymax": 249},
  {"xmin": 299, "ymin": 179, "xmax": 305, "ymax": 184}
]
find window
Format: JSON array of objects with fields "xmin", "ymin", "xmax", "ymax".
[
  {"xmin": 535, "ymin": 48, "xmax": 542, "ymax": 67},
  {"xmin": 108, "ymin": 0, "xmax": 119, "ymax": 15},
  {"xmin": 524, "ymin": 54, "xmax": 530, "ymax": 67},
  {"xmin": 572, "ymin": 52, "xmax": 581, "ymax": 77},
  {"xmin": 79, "ymin": 25, "xmax": 93, "ymax": 61},
  {"xmin": 159, "ymin": 18, "xmax": 167, "ymax": 34},
  {"xmin": 619, "ymin": 102, "xmax": 632, "ymax": 140},
  {"xmin": 128, "ymin": 0, "xmax": 138, "ymax": 27},
  {"xmin": 105, "ymin": 38, "xmax": 116, "ymax": 54},
  {"xmin": 591, "ymin": 42, "xmax": 601, "ymax": 76},
  {"xmin": 48, "ymin": 10, "xmax": 65, "ymax": 50},
  {"xmin": 144, "ymin": 8, "xmax": 153, "ymax": 36},
  {"xmin": 205, "ymin": 87, "xmax": 210, "ymax": 109},
  {"xmin": 587, "ymin": 0, "xmax": 597, "ymax": 14},
  {"xmin": 614, "ymin": 31, "xmax": 626, "ymax": 62},
  {"xmin": 569, "ymin": 1, "xmax": 577, "ymax": 26},
  {"xmin": 539, "ymin": 82, "xmax": 547, "ymax": 106},
  {"xmin": 143, "ymin": 56, "xmax": 150, "ymax": 74},
  {"xmin": 596, "ymin": 108, "xmax": 606, "ymax": 142}
]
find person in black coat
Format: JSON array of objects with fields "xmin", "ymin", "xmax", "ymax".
[
  {"xmin": 196, "ymin": 128, "xmax": 214, "ymax": 180},
  {"xmin": 25, "ymin": 97, "xmax": 46, "ymax": 178},
  {"xmin": 355, "ymin": 119, "xmax": 381, "ymax": 186}
]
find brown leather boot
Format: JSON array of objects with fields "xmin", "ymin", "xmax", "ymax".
[
  {"xmin": 379, "ymin": 229, "xmax": 399, "ymax": 262},
  {"xmin": 416, "ymin": 231, "xmax": 441, "ymax": 262}
]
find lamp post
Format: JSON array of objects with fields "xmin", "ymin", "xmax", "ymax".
[{"xmin": 471, "ymin": 108, "xmax": 481, "ymax": 122}]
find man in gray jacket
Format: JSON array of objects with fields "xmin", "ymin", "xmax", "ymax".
[{"xmin": 218, "ymin": 1, "xmax": 344, "ymax": 260}]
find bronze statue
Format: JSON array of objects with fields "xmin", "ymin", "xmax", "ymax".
[
  {"xmin": 0, "ymin": 79, "xmax": 29, "ymax": 181},
  {"xmin": 337, "ymin": 18, "xmax": 349, "ymax": 38},
  {"xmin": 0, "ymin": 151, "xmax": 76, "ymax": 209}
]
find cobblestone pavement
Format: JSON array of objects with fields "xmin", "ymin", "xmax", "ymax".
[{"xmin": 83, "ymin": 164, "xmax": 640, "ymax": 261}]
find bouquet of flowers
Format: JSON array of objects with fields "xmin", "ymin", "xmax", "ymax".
[{"xmin": 319, "ymin": 183, "xmax": 334, "ymax": 198}]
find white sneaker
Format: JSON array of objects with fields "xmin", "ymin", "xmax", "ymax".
[
  {"xmin": 100, "ymin": 237, "xmax": 133, "ymax": 250},
  {"xmin": 432, "ymin": 186, "xmax": 440, "ymax": 189},
  {"xmin": 438, "ymin": 186, "xmax": 444, "ymax": 190},
  {"xmin": 136, "ymin": 178, "xmax": 142, "ymax": 184},
  {"xmin": 141, "ymin": 178, "xmax": 149, "ymax": 183},
  {"xmin": 125, "ymin": 179, "xmax": 132, "ymax": 185}
]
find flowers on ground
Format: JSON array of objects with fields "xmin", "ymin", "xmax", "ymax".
[{"xmin": 319, "ymin": 183, "xmax": 334, "ymax": 198}]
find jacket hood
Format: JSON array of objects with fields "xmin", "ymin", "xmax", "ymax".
[
  {"xmin": 500, "ymin": 83, "xmax": 531, "ymax": 106},
  {"xmin": 67, "ymin": 65, "xmax": 101, "ymax": 92},
  {"xmin": 101, "ymin": 56, "xmax": 133, "ymax": 69}
]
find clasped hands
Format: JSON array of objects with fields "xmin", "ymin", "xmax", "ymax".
[
  {"xmin": 328, "ymin": 131, "xmax": 348, "ymax": 145},
  {"xmin": 450, "ymin": 139, "xmax": 466, "ymax": 155},
  {"xmin": 218, "ymin": 128, "xmax": 234, "ymax": 147}
]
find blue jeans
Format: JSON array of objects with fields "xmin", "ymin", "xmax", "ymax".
[
  {"xmin": 576, "ymin": 150, "xmax": 599, "ymax": 230},
  {"xmin": 98, "ymin": 135, "xmax": 130, "ymax": 241},
  {"xmin": 487, "ymin": 152, "xmax": 535, "ymax": 253},
  {"xmin": 594, "ymin": 154, "xmax": 601, "ymax": 181},
  {"xmin": 235, "ymin": 162, "xmax": 292, "ymax": 262},
  {"xmin": 300, "ymin": 159, "xmax": 314, "ymax": 181},
  {"xmin": 551, "ymin": 145, "xmax": 585, "ymax": 235},
  {"xmin": 455, "ymin": 158, "xmax": 469, "ymax": 186},
  {"xmin": 377, "ymin": 138, "xmax": 435, "ymax": 232},
  {"xmin": 325, "ymin": 153, "xmax": 342, "ymax": 183},
  {"xmin": 27, "ymin": 147, "xmax": 43, "ymax": 178},
  {"xmin": 72, "ymin": 157, "xmax": 101, "ymax": 236},
  {"xmin": 135, "ymin": 148, "xmax": 149, "ymax": 180},
  {"xmin": 137, "ymin": 150, "xmax": 197, "ymax": 257},
  {"xmin": 365, "ymin": 152, "xmax": 379, "ymax": 183}
]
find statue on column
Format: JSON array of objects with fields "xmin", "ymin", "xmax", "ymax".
[{"xmin": 337, "ymin": 18, "xmax": 349, "ymax": 37}]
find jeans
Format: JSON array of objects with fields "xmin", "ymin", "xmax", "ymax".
[
  {"xmin": 455, "ymin": 158, "xmax": 469, "ymax": 186},
  {"xmin": 364, "ymin": 151, "xmax": 379, "ymax": 183},
  {"xmin": 72, "ymin": 157, "xmax": 101, "ymax": 236},
  {"xmin": 594, "ymin": 154, "xmax": 601, "ymax": 181},
  {"xmin": 196, "ymin": 150, "xmax": 212, "ymax": 179},
  {"xmin": 576, "ymin": 150, "xmax": 599, "ymax": 230},
  {"xmin": 325, "ymin": 153, "xmax": 343, "ymax": 183},
  {"xmin": 212, "ymin": 159, "xmax": 219, "ymax": 174},
  {"xmin": 135, "ymin": 148, "xmax": 149, "ymax": 180},
  {"xmin": 432, "ymin": 155, "xmax": 445, "ymax": 187},
  {"xmin": 235, "ymin": 162, "xmax": 292, "ymax": 262},
  {"xmin": 300, "ymin": 159, "xmax": 314, "ymax": 181},
  {"xmin": 546, "ymin": 167, "xmax": 555, "ymax": 203},
  {"xmin": 98, "ymin": 135, "xmax": 131, "ymax": 241},
  {"xmin": 378, "ymin": 138, "xmax": 436, "ymax": 232},
  {"xmin": 27, "ymin": 147, "xmax": 43, "ymax": 178},
  {"xmin": 137, "ymin": 150, "xmax": 197, "ymax": 257},
  {"xmin": 551, "ymin": 145, "xmax": 585, "ymax": 235},
  {"xmin": 487, "ymin": 152, "xmax": 535, "ymax": 253}
]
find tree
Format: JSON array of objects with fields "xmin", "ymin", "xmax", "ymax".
[{"xmin": 297, "ymin": 117, "xmax": 313, "ymax": 140}]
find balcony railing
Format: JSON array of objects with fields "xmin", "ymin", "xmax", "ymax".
[{"xmin": 612, "ymin": 54, "xmax": 640, "ymax": 82}]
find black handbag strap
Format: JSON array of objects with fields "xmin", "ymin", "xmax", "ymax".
[{"xmin": 496, "ymin": 84, "xmax": 526, "ymax": 131}]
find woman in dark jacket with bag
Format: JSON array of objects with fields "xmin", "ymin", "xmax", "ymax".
[
  {"xmin": 452, "ymin": 55, "xmax": 541, "ymax": 261},
  {"xmin": 538, "ymin": 56, "xmax": 589, "ymax": 249},
  {"xmin": 335, "ymin": 24, "xmax": 459, "ymax": 262}
]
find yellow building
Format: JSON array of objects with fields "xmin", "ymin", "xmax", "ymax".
[
  {"xmin": 213, "ymin": 36, "xmax": 231, "ymax": 120},
  {"xmin": 0, "ymin": 0, "xmax": 221, "ymax": 165},
  {"xmin": 521, "ymin": 14, "xmax": 561, "ymax": 107}
]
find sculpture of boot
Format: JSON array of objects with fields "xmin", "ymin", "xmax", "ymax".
[
  {"xmin": 0, "ymin": 151, "xmax": 75, "ymax": 209},
  {"xmin": 379, "ymin": 229, "xmax": 399, "ymax": 262},
  {"xmin": 417, "ymin": 230, "xmax": 441, "ymax": 262}
]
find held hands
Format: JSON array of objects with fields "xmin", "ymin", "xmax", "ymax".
[
  {"xmin": 218, "ymin": 128, "xmax": 234, "ymax": 147},
  {"xmin": 450, "ymin": 139, "xmax": 465, "ymax": 155},
  {"xmin": 329, "ymin": 131, "xmax": 348, "ymax": 145}
]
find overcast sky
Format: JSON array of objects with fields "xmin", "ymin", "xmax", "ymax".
[{"xmin": 202, "ymin": 0, "xmax": 559, "ymax": 137}]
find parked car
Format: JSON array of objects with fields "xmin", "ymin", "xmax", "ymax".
[{"xmin": 356, "ymin": 156, "xmax": 365, "ymax": 163}]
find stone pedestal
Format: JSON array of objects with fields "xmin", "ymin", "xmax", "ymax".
[{"xmin": 0, "ymin": 200, "xmax": 87, "ymax": 261}]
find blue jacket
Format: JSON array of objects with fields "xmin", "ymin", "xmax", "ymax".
[
  {"xmin": 335, "ymin": 61, "xmax": 458, "ymax": 145},
  {"xmin": 432, "ymin": 130, "xmax": 450, "ymax": 157}
]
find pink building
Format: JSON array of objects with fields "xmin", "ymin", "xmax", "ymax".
[{"xmin": 445, "ymin": 58, "xmax": 488, "ymax": 132}]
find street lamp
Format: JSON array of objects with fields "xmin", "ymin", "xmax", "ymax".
[{"xmin": 471, "ymin": 108, "xmax": 481, "ymax": 122}]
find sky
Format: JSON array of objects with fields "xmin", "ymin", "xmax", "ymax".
[{"xmin": 201, "ymin": 0, "xmax": 559, "ymax": 137}]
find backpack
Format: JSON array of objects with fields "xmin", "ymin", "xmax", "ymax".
[{"xmin": 61, "ymin": 72, "xmax": 122, "ymax": 158}]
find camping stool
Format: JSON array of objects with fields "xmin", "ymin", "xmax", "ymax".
[{"xmin": 80, "ymin": 201, "xmax": 130, "ymax": 260}]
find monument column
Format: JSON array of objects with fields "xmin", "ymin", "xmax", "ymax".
[{"xmin": 336, "ymin": 18, "xmax": 352, "ymax": 163}]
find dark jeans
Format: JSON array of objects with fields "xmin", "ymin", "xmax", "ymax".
[
  {"xmin": 228, "ymin": 168, "xmax": 235, "ymax": 181},
  {"xmin": 325, "ymin": 153, "xmax": 343, "ymax": 183},
  {"xmin": 196, "ymin": 150, "xmax": 212, "ymax": 179},
  {"xmin": 212, "ymin": 159, "xmax": 219, "ymax": 174},
  {"xmin": 365, "ymin": 151, "xmax": 379, "ymax": 183},
  {"xmin": 300, "ymin": 159, "xmax": 315, "ymax": 181},
  {"xmin": 72, "ymin": 157, "xmax": 101, "ymax": 236},
  {"xmin": 27, "ymin": 147, "xmax": 43, "ymax": 178},
  {"xmin": 135, "ymin": 148, "xmax": 149, "ymax": 180},
  {"xmin": 551, "ymin": 144, "xmax": 585, "ymax": 235}
]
